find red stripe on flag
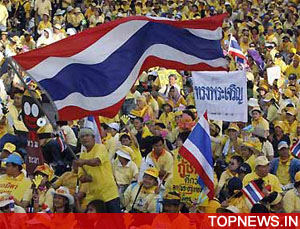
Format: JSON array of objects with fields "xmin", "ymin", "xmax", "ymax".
[
  {"xmin": 250, "ymin": 181, "xmax": 265, "ymax": 198},
  {"xmin": 179, "ymin": 146, "xmax": 214, "ymax": 199},
  {"xmin": 241, "ymin": 189, "xmax": 255, "ymax": 205}
]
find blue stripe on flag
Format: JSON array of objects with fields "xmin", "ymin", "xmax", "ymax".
[
  {"xmin": 293, "ymin": 142, "xmax": 300, "ymax": 157},
  {"xmin": 245, "ymin": 184, "xmax": 261, "ymax": 203},
  {"xmin": 187, "ymin": 122, "xmax": 213, "ymax": 167},
  {"xmin": 39, "ymin": 22, "xmax": 224, "ymax": 101}
]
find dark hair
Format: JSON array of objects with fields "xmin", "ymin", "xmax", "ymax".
[
  {"xmin": 120, "ymin": 134, "xmax": 130, "ymax": 141},
  {"xmin": 86, "ymin": 200, "xmax": 107, "ymax": 213},
  {"xmin": 152, "ymin": 136, "xmax": 164, "ymax": 145},
  {"xmin": 57, "ymin": 121, "xmax": 68, "ymax": 126},
  {"xmin": 133, "ymin": 117, "xmax": 144, "ymax": 123},
  {"xmin": 101, "ymin": 123, "xmax": 109, "ymax": 130},
  {"xmin": 238, "ymin": 163, "xmax": 252, "ymax": 174},
  {"xmin": 227, "ymin": 177, "xmax": 243, "ymax": 198},
  {"xmin": 231, "ymin": 155, "xmax": 244, "ymax": 166},
  {"xmin": 182, "ymin": 110, "xmax": 195, "ymax": 120},
  {"xmin": 155, "ymin": 123, "xmax": 166, "ymax": 129},
  {"xmin": 53, "ymin": 195, "xmax": 72, "ymax": 213},
  {"xmin": 177, "ymin": 132, "xmax": 190, "ymax": 143},
  {"xmin": 251, "ymin": 204, "xmax": 269, "ymax": 213}
]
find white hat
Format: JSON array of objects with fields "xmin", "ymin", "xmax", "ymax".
[
  {"xmin": 108, "ymin": 122, "xmax": 120, "ymax": 132},
  {"xmin": 66, "ymin": 28, "xmax": 77, "ymax": 36},
  {"xmin": 116, "ymin": 149, "xmax": 131, "ymax": 160},
  {"xmin": 51, "ymin": 186, "xmax": 74, "ymax": 205},
  {"xmin": 248, "ymin": 98, "xmax": 259, "ymax": 107},
  {"xmin": 0, "ymin": 193, "xmax": 12, "ymax": 207},
  {"xmin": 226, "ymin": 205, "xmax": 240, "ymax": 213},
  {"xmin": 66, "ymin": 6, "xmax": 74, "ymax": 12},
  {"xmin": 278, "ymin": 141, "xmax": 289, "ymax": 150}
]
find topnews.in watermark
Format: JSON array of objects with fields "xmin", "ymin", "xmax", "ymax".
[{"xmin": 208, "ymin": 215, "xmax": 299, "ymax": 228}]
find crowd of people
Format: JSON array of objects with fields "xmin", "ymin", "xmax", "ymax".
[{"xmin": 0, "ymin": 0, "xmax": 299, "ymax": 216}]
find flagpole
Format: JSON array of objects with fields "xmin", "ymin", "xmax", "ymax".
[{"xmin": 7, "ymin": 57, "xmax": 88, "ymax": 174}]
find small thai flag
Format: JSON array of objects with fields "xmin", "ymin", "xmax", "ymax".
[
  {"xmin": 228, "ymin": 35, "xmax": 248, "ymax": 64},
  {"xmin": 242, "ymin": 181, "xmax": 265, "ymax": 205},
  {"xmin": 42, "ymin": 204, "xmax": 52, "ymax": 213},
  {"xmin": 9, "ymin": 196, "xmax": 14, "ymax": 213},
  {"xmin": 291, "ymin": 140, "xmax": 300, "ymax": 158},
  {"xmin": 56, "ymin": 130, "xmax": 67, "ymax": 152}
]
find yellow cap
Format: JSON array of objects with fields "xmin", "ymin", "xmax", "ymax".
[
  {"xmin": 274, "ymin": 121, "xmax": 286, "ymax": 132},
  {"xmin": 144, "ymin": 167, "xmax": 159, "ymax": 178},
  {"xmin": 3, "ymin": 143, "xmax": 16, "ymax": 154},
  {"xmin": 295, "ymin": 171, "xmax": 300, "ymax": 182},
  {"xmin": 283, "ymin": 89, "xmax": 293, "ymax": 98},
  {"xmin": 242, "ymin": 140, "xmax": 262, "ymax": 154},
  {"xmin": 263, "ymin": 93, "xmax": 275, "ymax": 102},
  {"xmin": 227, "ymin": 123, "xmax": 240, "ymax": 132},
  {"xmin": 34, "ymin": 163, "xmax": 54, "ymax": 181},
  {"xmin": 286, "ymin": 107, "xmax": 297, "ymax": 116},
  {"xmin": 255, "ymin": 156, "xmax": 269, "ymax": 167}
]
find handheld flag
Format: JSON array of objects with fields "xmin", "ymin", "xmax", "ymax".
[
  {"xmin": 228, "ymin": 35, "xmax": 248, "ymax": 64},
  {"xmin": 291, "ymin": 139, "xmax": 300, "ymax": 158},
  {"xmin": 242, "ymin": 181, "xmax": 265, "ymax": 205},
  {"xmin": 13, "ymin": 15, "xmax": 227, "ymax": 121},
  {"xmin": 56, "ymin": 130, "xmax": 67, "ymax": 152},
  {"xmin": 179, "ymin": 111, "xmax": 214, "ymax": 199}
]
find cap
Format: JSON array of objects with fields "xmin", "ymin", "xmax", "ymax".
[
  {"xmin": 53, "ymin": 24, "xmax": 62, "ymax": 30},
  {"xmin": 278, "ymin": 141, "xmax": 289, "ymax": 150},
  {"xmin": 3, "ymin": 154, "xmax": 23, "ymax": 166},
  {"xmin": 34, "ymin": 163, "xmax": 54, "ymax": 181},
  {"xmin": 107, "ymin": 122, "xmax": 120, "ymax": 132},
  {"xmin": 295, "ymin": 171, "xmax": 300, "ymax": 182},
  {"xmin": 263, "ymin": 93, "xmax": 274, "ymax": 102},
  {"xmin": 144, "ymin": 167, "xmax": 159, "ymax": 178},
  {"xmin": 116, "ymin": 148, "xmax": 132, "ymax": 160},
  {"xmin": 248, "ymin": 98, "xmax": 259, "ymax": 107},
  {"xmin": 286, "ymin": 107, "xmax": 297, "ymax": 116},
  {"xmin": 66, "ymin": 6, "xmax": 74, "ymax": 12},
  {"xmin": 238, "ymin": 163, "xmax": 252, "ymax": 174},
  {"xmin": 255, "ymin": 156, "xmax": 269, "ymax": 167},
  {"xmin": 3, "ymin": 143, "xmax": 16, "ymax": 154},
  {"xmin": 241, "ymin": 140, "xmax": 262, "ymax": 154},
  {"xmin": 227, "ymin": 123, "xmax": 240, "ymax": 132},
  {"xmin": 250, "ymin": 106, "xmax": 262, "ymax": 115},
  {"xmin": 74, "ymin": 7, "xmax": 81, "ymax": 13},
  {"xmin": 161, "ymin": 191, "xmax": 181, "ymax": 205},
  {"xmin": 79, "ymin": 128, "xmax": 95, "ymax": 137},
  {"xmin": 51, "ymin": 186, "xmax": 74, "ymax": 205},
  {"xmin": 274, "ymin": 121, "xmax": 286, "ymax": 131},
  {"xmin": 288, "ymin": 74, "xmax": 297, "ymax": 80}
]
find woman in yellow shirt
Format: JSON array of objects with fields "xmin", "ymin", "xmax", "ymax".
[
  {"xmin": 251, "ymin": 106, "xmax": 269, "ymax": 138},
  {"xmin": 166, "ymin": 86, "xmax": 187, "ymax": 108},
  {"xmin": 37, "ymin": 13, "xmax": 52, "ymax": 35},
  {"xmin": 130, "ymin": 96, "xmax": 155, "ymax": 121}
]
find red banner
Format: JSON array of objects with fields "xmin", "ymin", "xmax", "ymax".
[{"xmin": 0, "ymin": 213, "xmax": 299, "ymax": 229}]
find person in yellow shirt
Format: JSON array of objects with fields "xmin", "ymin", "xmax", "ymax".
[
  {"xmin": 240, "ymin": 140, "xmax": 261, "ymax": 172},
  {"xmin": 53, "ymin": 9, "xmax": 66, "ymax": 25},
  {"xmin": 0, "ymin": 154, "xmax": 32, "ymax": 206},
  {"xmin": 216, "ymin": 155, "xmax": 243, "ymax": 197},
  {"xmin": 251, "ymin": 106, "xmax": 269, "ymax": 138},
  {"xmin": 75, "ymin": 128, "xmax": 120, "ymax": 212},
  {"xmin": 70, "ymin": 7, "xmax": 85, "ymax": 29},
  {"xmin": 37, "ymin": 13, "xmax": 52, "ymax": 34},
  {"xmin": 20, "ymin": 31, "xmax": 36, "ymax": 50},
  {"xmin": 159, "ymin": 103, "xmax": 175, "ymax": 130},
  {"xmin": 119, "ymin": 133, "xmax": 142, "ymax": 168},
  {"xmin": 112, "ymin": 148, "xmax": 138, "ymax": 207},
  {"xmin": 283, "ymin": 107, "xmax": 298, "ymax": 139},
  {"xmin": 166, "ymin": 86, "xmax": 187, "ymax": 108},
  {"xmin": 131, "ymin": 95, "xmax": 155, "ymax": 121},
  {"xmin": 283, "ymin": 171, "xmax": 300, "ymax": 213},
  {"xmin": 270, "ymin": 141, "xmax": 300, "ymax": 188},
  {"xmin": 30, "ymin": 163, "xmax": 55, "ymax": 212},
  {"xmin": 279, "ymin": 35, "xmax": 295, "ymax": 54},
  {"xmin": 101, "ymin": 123, "xmax": 116, "ymax": 161},
  {"xmin": 243, "ymin": 156, "xmax": 282, "ymax": 193},
  {"xmin": 146, "ymin": 136, "xmax": 173, "ymax": 183},
  {"xmin": 123, "ymin": 167, "xmax": 160, "ymax": 213},
  {"xmin": 285, "ymin": 55, "xmax": 300, "ymax": 79}
]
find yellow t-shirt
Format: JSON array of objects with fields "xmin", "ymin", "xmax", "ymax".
[
  {"xmin": 218, "ymin": 169, "xmax": 238, "ymax": 191},
  {"xmin": 286, "ymin": 65, "xmax": 300, "ymax": 79},
  {"xmin": 243, "ymin": 172, "xmax": 282, "ymax": 193},
  {"xmin": 112, "ymin": 159, "xmax": 138, "ymax": 185},
  {"xmin": 0, "ymin": 173, "xmax": 32, "ymax": 202},
  {"xmin": 283, "ymin": 188, "xmax": 300, "ymax": 213},
  {"xmin": 78, "ymin": 143, "xmax": 119, "ymax": 204},
  {"xmin": 277, "ymin": 157, "xmax": 292, "ymax": 185}
]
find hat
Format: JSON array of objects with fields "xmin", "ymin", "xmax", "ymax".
[
  {"xmin": 295, "ymin": 171, "xmax": 300, "ymax": 182},
  {"xmin": 0, "ymin": 193, "xmax": 12, "ymax": 208},
  {"xmin": 66, "ymin": 28, "xmax": 77, "ymax": 36},
  {"xmin": 278, "ymin": 141, "xmax": 289, "ymax": 150},
  {"xmin": 248, "ymin": 98, "xmax": 259, "ymax": 107},
  {"xmin": 255, "ymin": 156, "xmax": 269, "ymax": 167},
  {"xmin": 55, "ymin": 9, "xmax": 65, "ymax": 16},
  {"xmin": 224, "ymin": 205, "xmax": 240, "ymax": 213},
  {"xmin": 67, "ymin": 6, "xmax": 74, "ymax": 12},
  {"xmin": 116, "ymin": 148, "xmax": 131, "ymax": 161},
  {"xmin": 227, "ymin": 123, "xmax": 240, "ymax": 132},
  {"xmin": 228, "ymin": 177, "xmax": 242, "ymax": 192},
  {"xmin": 11, "ymin": 36, "xmax": 19, "ymax": 43},
  {"xmin": 241, "ymin": 139, "xmax": 262, "ymax": 154},
  {"xmin": 238, "ymin": 163, "xmax": 252, "ymax": 174},
  {"xmin": 79, "ymin": 128, "xmax": 95, "ymax": 137},
  {"xmin": 286, "ymin": 107, "xmax": 297, "ymax": 116},
  {"xmin": 288, "ymin": 74, "xmax": 297, "ymax": 80},
  {"xmin": 74, "ymin": 7, "xmax": 81, "ymax": 13},
  {"xmin": 274, "ymin": 121, "xmax": 285, "ymax": 131},
  {"xmin": 3, "ymin": 143, "xmax": 16, "ymax": 154},
  {"xmin": 3, "ymin": 154, "xmax": 23, "ymax": 166},
  {"xmin": 53, "ymin": 24, "xmax": 62, "ymax": 30},
  {"xmin": 107, "ymin": 122, "xmax": 120, "ymax": 132},
  {"xmin": 250, "ymin": 106, "xmax": 262, "ymax": 115},
  {"xmin": 34, "ymin": 163, "xmax": 54, "ymax": 181},
  {"xmin": 161, "ymin": 191, "xmax": 181, "ymax": 205},
  {"xmin": 43, "ymin": 12, "xmax": 50, "ymax": 17},
  {"xmin": 51, "ymin": 186, "xmax": 74, "ymax": 205},
  {"xmin": 144, "ymin": 167, "xmax": 159, "ymax": 178}
]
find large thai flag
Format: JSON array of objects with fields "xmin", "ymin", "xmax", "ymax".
[
  {"xmin": 12, "ymin": 15, "xmax": 227, "ymax": 121},
  {"xmin": 228, "ymin": 35, "xmax": 248, "ymax": 64},
  {"xmin": 291, "ymin": 140, "xmax": 300, "ymax": 158},
  {"xmin": 242, "ymin": 181, "xmax": 265, "ymax": 205},
  {"xmin": 83, "ymin": 116, "xmax": 102, "ymax": 144},
  {"xmin": 179, "ymin": 112, "xmax": 214, "ymax": 199}
]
